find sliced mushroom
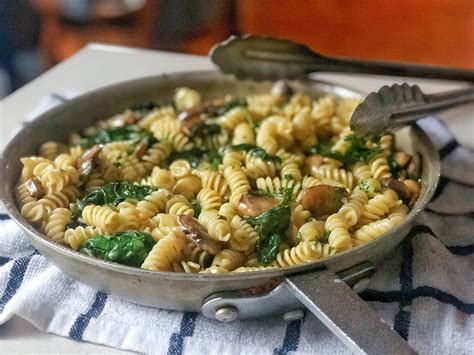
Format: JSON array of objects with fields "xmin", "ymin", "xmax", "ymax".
[
  {"xmin": 380, "ymin": 178, "xmax": 411, "ymax": 204},
  {"xmin": 301, "ymin": 184, "xmax": 348, "ymax": 217},
  {"xmin": 304, "ymin": 154, "xmax": 324, "ymax": 175},
  {"xmin": 77, "ymin": 144, "xmax": 102, "ymax": 176},
  {"xmin": 237, "ymin": 192, "xmax": 279, "ymax": 217},
  {"xmin": 393, "ymin": 151, "xmax": 412, "ymax": 168},
  {"xmin": 25, "ymin": 177, "xmax": 44, "ymax": 199},
  {"xmin": 181, "ymin": 116, "xmax": 206, "ymax": 136},
  {"xmin": 177, "ymin": 214, "xmax": 222, "ymax": 255},
  {"xmin": 108, "ymin": 111, "xmax": 137, "ymax": 127},
  {"xmin": 271, "ymin": 80, "xmax": 294, "ymax": 100},
  {"xmin": 134, "ymin": 142, "xmax": 148, "ymax": 158},
  {"xmin": 404, "ymin": 179, "xmax": 421, "ymax": 209},
  {"xmin": 407, "ymin": 153, "xmax": 421, "ymax": 180}
]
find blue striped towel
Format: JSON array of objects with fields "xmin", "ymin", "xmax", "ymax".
[{"xmin": 1, "ymin": 94, "xmax": 473, "ymax": 354}]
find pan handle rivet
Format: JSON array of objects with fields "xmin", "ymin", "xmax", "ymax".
[
  {"xmin": 215, "ymin": 307, "xmax": 239, "ymax": 322},
  {"xmin": 352, "ymin": 278, "xmax": 371, "ymax": 293},
  {"xmin": 282, "ymin": 309, "xmax": 305, "ymax": 322}
]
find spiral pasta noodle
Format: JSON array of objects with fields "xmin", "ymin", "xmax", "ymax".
[{"xmin": 142, "ymin": 232, "xmax": 186, "ymax": 271}]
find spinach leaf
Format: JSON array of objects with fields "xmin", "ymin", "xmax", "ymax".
[
  {"xmin": 215, "ymin": 98, "xmax": 247, "ymax": 116},
  {"xmin": 81, "ymin": 182, "xmax": 155, "ymax": 206},
  {"xmin": 80, "ymin": 231, "xmax": 156, "ymax": 267},
  {"xmin": 227, "ymin": 144, "xmax": 282, "ymax": 163},
  {"xmin": 191, "ymin": 198, "xmax": 202, "ymax": 217},
  {"xmin": 306, "ymin": 140, "xmax": 339, "ymax": 159},
  {"xmin": 246, "ymin": 206, "xmax": 291, "ymax": 265},
  {"xmin": 167, "ymin": 147, "xmax": 206, "ymax": 168},
  {"xmin": 306, "ymin": 135, "xmax": 382, "ymax": 167},
  {"xmin": 258, "ymin": 234, "xmax": 282, "ymax": 265},
  {"xmin": 189, "ymin": 123, "xmax": 221, "ymax": 138},
  {"xmin": 79, "ymin": 125, "xmax": 157, "ymax": 148},
  {"xmin": 317, "ymin": 230, "xmax": 331, "ymax": 244},
  {"xmin": 388, "ymin": 157, "xmax": 403, "ymax": 178},
  {"xmin": 207, "ymin": 150, "xmax": 222, "ymax": 171},
  {"xmin": 70, "ymin": 182, "xmax": 155, "ymax": 225},
  {"xmin": 167, "ymin": 146, "xmax": 223, "ymax": 170}
]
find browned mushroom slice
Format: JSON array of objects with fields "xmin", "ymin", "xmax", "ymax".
[
  {"xmin": 237, "ymin": 192, "xmax": 279, "ymax": 217},
  {"xmin": 304, "ymin": 154, "xmax": 324, "ymax": 175},
  {"xmin": 380, "ymin": 178, "xmax": 411, "ymax": 204},
  {"xmin": 407, "ymin": 153, "xmax": 422, "ymax": 180},
  {"xmin": 108, "ymin": 112, "xmax": 137, "ymax": 127},
  {"xmin": 393, "ymin": 151, "xmax": 412, "ymax": 168},
  {"xmin": 134, "ymin": 141, "xmax": 149, "ymax": 158},
  {"xmin": 77, "ymin": 144, "xmax": 102, "ymax": 176},
  {"xmin": 301, "ymin": 184, "xmax": 348, "ymax": 217},
  {"xmin": 25, "ymin": 177, "xmax": 44, "ymax": 199},
  {"xmin": 181, "ymin": 116, "xmax": 206, "ymax": 136},
  {"xmin": 404, "ymin": 180, "xmax": 421, "ymax": 209},
  {"xmin": 177, "ymin": 214, "xmax": 222, "ymax": 255}
]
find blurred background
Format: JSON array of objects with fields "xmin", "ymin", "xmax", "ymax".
[{"xmin": 0, "ymin": 0, "xmax": 473, "ymax": 98}]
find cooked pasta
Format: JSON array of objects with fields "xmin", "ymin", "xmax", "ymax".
[{"xmin": 16, "ymin": 84, "xmax": 421, "ymax": 273}]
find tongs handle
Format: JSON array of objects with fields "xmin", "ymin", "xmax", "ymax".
[
  {"xmin": 286, "ymin": 270, "xmax": 416, "ymax": 355},
  {"xmin": 318, "ymin": 56, "xmax": 474, "ymax": 82},
  {"xmin": 393, "ymin": 86, "xmax": 474, "ymax": 123}
]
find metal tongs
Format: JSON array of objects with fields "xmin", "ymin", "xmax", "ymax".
[
  {"xmin": 211, "ymin": 35, "xmax": 474, "ymax": 136},
  {"xmin": 350, "ymin": 83, "xmax": 474, "ymax": 136},
  {"xmin": 211, "ymin": 35, "xmax": 474, "ymax": 82}
]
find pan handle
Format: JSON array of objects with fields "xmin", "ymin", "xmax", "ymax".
[{"xmin": 285, "ymin": 270, "xmax": 416, "ymax": 355}]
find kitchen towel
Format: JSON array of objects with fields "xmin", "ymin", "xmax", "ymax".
[{"xmin": 1, "ymin": 94, "xmax": 473, "ymax": 354}]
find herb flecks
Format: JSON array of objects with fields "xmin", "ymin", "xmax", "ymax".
[
  {"xmin": 359, "ymin": 180, "xmax": 370, "ymax": 193},
  {"xmin": 256, "ymin": 184, "xmax": 295, "ymax": 205}
]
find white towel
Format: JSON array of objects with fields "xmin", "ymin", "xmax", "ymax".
[{"xmin": 1, "ymin": 94, "xmax": 473, "ymax": 354}]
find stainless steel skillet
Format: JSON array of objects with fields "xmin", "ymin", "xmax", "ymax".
[{"xmin": 0, "ymin": 71, "xmax": 439, "ymax": 354}]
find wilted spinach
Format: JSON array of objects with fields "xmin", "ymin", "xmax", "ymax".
[
  {"xmin": 80, "ymin": 231, "xmax": 156, "ymax": 267},
  {"xmin": 306, "ymin": 135, "xmax": 382, "ymax": 168},
  {"xmin": 167, "ymin": 147, "xmax": 222, "ymax": 170},
  {"xmin": 246, "ymin": 206, "xmax": 291, "ymax": 265},
  {"xmin": 80, "ymin": 182, "xmax": 155, "ymax": 206},
  {"xmin": 69, "ymin": 182, "xmax": 156, "ymax": 227},
  {"xmin": 215, "ymin": 98, "xmax": 247, "ymax": 116},
  {"xmin": 167, "ymin": 147, "xmax": 206, "ymax": 168},
  {"xmin": 227, "ymin": 144, "xmax": 282, "ymax": 163},
  {"xmin": 79, "ymin": 125, "xmax": 157, "ymax": 149},
  {"xmin": 189, "ymin": 123, "xmax": 221, "ymax": 138},
  {"xmin": 388, "ymin": 157, "xmax": 403, "ymax": 178}
]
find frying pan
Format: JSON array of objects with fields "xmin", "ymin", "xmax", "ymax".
[{"xmin": 0, "ymin": 71, "xmax": 439, "ymax": 354}]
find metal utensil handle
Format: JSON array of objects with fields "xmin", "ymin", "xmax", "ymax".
[
  {"xmin": 318, "ymin": 56, "xmax": 474, "ymax": 82},
  {"xmin": 394, "ymin": 86, "xmax": 474, "ymax": 123},
  {"xmin": 285, "ymin": 270, "xmax": 416, "ymax": 355}
]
